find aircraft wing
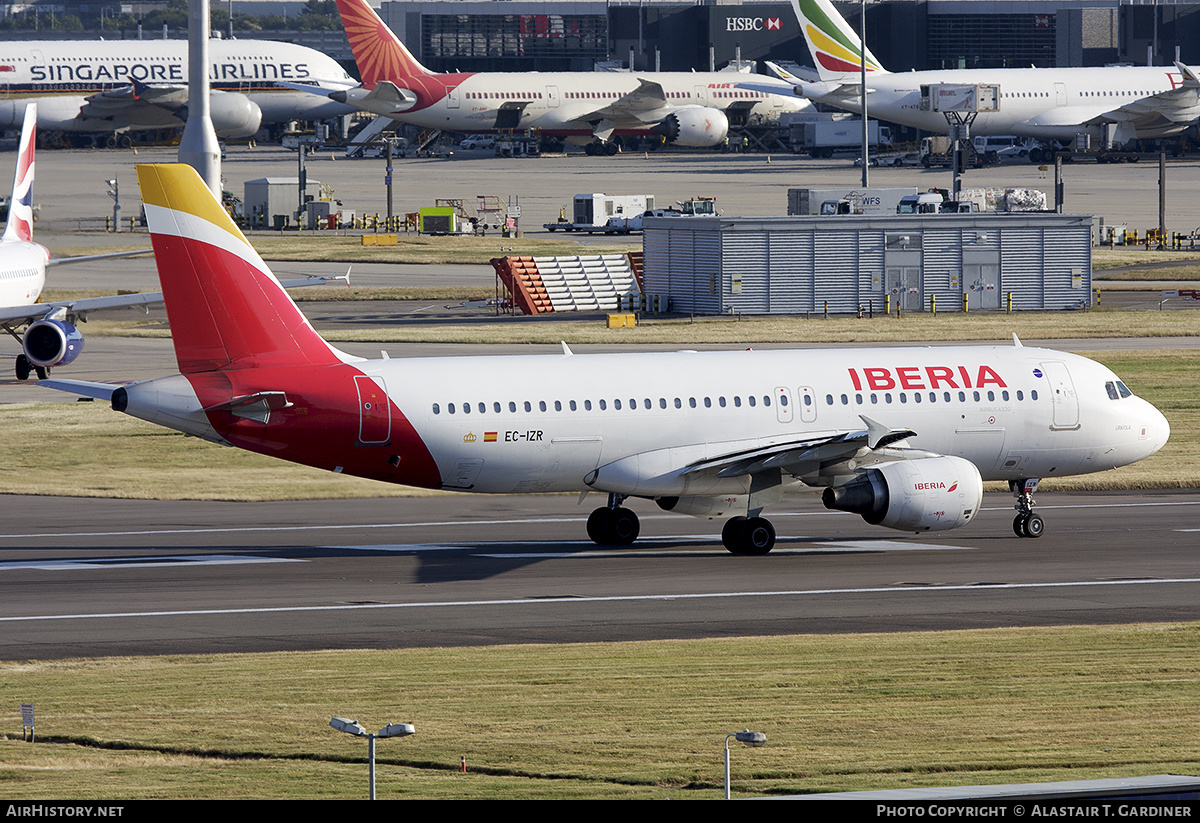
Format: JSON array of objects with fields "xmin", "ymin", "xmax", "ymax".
[
  {"xmin": 589, "ymin": 415, "xmax": 921, "ymax": 497},
  {"xmin": 78, "ymin": 83, "xmax": 187, "ymax": 129},
  {"xmin": 683, "ymin": 415, "xmax": 918, "ymax": 483},
  {"xmin": 0, "ymin": 274, "xmax": 347, "ymax": 327},
  {"xmin": 1027, "ymin": 64, "xmax": 1200, "ymax": 136},
  {"xmin": 575, "ymin": 78, "xmax": 672, "ymax": 125}
]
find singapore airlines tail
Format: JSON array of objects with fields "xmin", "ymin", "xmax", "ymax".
[
  {"xmin": 2, "ymin": 103, "xmax": 37, "ymax": 246},
  {"xmin": 136, "ymin": 164, "xmax": 348, "ymax": 374},
  {"xmin": 335, "ymin": 0, "xmax": 435, "ymax": 87},
  {"xmin": 790, "ymin": 0, "xmax": 887, "ymax": 81}
]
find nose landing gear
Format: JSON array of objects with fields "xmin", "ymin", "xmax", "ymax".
[{"xmin": 1011, "ymin": 479, "xmax": 1044, "ymax": 538}]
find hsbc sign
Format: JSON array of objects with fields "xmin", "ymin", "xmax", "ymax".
[{"xmin": 726, "ymin": 17, "xmax": 783, "ymax": 32}]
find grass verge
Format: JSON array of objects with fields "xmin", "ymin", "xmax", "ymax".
[{"xmin": 2, "ymin": 623, "xmax": 1198, "ymax": 799}]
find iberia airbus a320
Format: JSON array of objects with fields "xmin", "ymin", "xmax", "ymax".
[{"xmin": 43, "ymin": 165, "xmax": 1169, "ymax": 554}]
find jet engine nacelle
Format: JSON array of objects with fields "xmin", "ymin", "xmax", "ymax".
[
  {"xmin": 179, "ymin": 92, "xmax": 263, "ymax": 139},
  {"xmin": 23, "ymin": 318, "xmax": 83, "ymax": 369},
  {"xmin": 654, "ymin": 106, "xmax": 729, "ymax": 147},
  {"xmin": 822, "ymin": 456, "xmax": 983, "ymax": 532}
]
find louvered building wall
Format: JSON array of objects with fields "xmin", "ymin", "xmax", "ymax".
[{"xmin": 642, "ymin": 215, "xmax": 1092, "ymax": 315}]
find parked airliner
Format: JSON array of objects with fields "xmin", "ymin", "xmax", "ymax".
[
  {"xmin": 744, "ymin": 0, "xmax": 1200, "ymax": 149},
  {"xmin": 294, "ymin": 0, "xmax": 808, "ymax": 152},
  {"xmin": 1, "ymin": 105, "xmax": 343, "ymax": 380},
  {"xmin": 0, "ymin": 38, "xmax": 357, "ymax": 143},
  {"xmin": 40, "ymin": 163, "xmax": 1169, "ymax": 553}
]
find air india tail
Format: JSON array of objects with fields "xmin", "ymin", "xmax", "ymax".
[
  {"xmin": 2, "ymin": 103, "xmax": 36, "ymax": 245},
  {"xmin": 335, "ymin": 0, "xmax": 434, "ymax": 88},
  {"xmin": 790, "ymin": 0, "xmax": 887, "ymax": 81},
  {"xmin": 136, "ymin": 164, "xmax": 347, "ymax": 374}
]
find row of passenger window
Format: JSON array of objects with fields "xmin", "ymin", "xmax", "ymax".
[
  {"xmin": 828, "ymin": 389, "xmax": 1037, "ymax": 405},
  {"xmin": 433, "ymin": 394, "xmax": 782, "ymax": 416},
  {"xmin": 432, "ymin": 388, "xmax": 1039, "ymax": 416}
]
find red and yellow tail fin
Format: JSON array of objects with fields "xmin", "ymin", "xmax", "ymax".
[
  {"xmin": 136, "ymin": 164, "xmax": 344, "ymax": 375},
  {"xmin": 336, "ymin": 0, "xmax": 433, "ymax": 89}
]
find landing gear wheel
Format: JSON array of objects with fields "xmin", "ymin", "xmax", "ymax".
[
  {"xmin": 603, "ymin": 142, "xmax": 619, "ymax": 156},
  {"xmin": 15, "ymin": 354, "xmax": 31, "ymax": 381},
  {"xmin": 587, "ymin": 506, "xmax": 640, "ymax": 545},
  {"xmin": 722, "ymin": 517, "xmax": 747, "ymax": 552},
  {"xmin": 1022, "ymin": 514, "xmax": 1044, "ymax": 538},
  {"xmin": 722, "ymin": 516, "xmax": 776, "ymax": 555},
  {"xmin": 586, "ymin": 507, "xmax": 611, "ymax": 544},
  {"xmin": 1013, "ymin": 513, "xmax": 1028, "ymax": 537}
]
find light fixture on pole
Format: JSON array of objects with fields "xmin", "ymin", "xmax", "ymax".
[
  {"xmin": 724, "ymin": 728, "xmax": 767, "ymax": 799},
  {"xmin": 330, "ymin": 717, "xmax": 416, "ymax": 800}
]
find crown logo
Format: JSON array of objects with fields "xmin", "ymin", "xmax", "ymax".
[{"xmin": 463, "ymin": 432, "xmax": 477, "ymax": 443}]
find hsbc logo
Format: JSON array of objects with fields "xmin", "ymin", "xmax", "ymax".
[{"xmin": 726, "ymin": 17, "xmax": 782, "ymax": 32}]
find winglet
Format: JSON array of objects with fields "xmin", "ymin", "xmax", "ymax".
[
  {"xmin": 136, "ymin": 163, "xmax": 345, "ymax": 374},
  {"xmin": 2, "ymin": 102, "xmax": 36, "ymax": 245},
  {"xmin": 1013, "ymin": 333, "xmax": 1023, "ymax": 347},
  {"xmin": 859, "ymin": 415, "xmax": 916, "ymax": 449},
  {"xmin": 1173, "ymin": 61, "xmax": 1200, "ymax": 89}
]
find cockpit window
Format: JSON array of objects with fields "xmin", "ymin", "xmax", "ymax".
[{"xmin": 1106, "ymin": 381, "xmax": 1134, "ymax": 400}]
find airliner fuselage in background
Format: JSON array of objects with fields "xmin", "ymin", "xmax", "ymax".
[
  {"xmin": 748, "ymin": 0, "xmax": 1200, "ymax": 147},
  {"xmin": 305, "ymin": 0, "xmax": 810, "ymax": 150},
  {"xmin": 42, "ymin": 165, "xmax": 1171, "ymax": 555},
  {"xmin": 0, "ymin": 39, "xmax": 357, "ymax": 140}
]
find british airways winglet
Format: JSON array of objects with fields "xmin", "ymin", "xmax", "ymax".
[{"xmin": 43, "ymin": 164, "xmax": 1170, "ymax": 553}]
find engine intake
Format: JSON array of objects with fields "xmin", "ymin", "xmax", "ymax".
[
  {"xmin": 23, "ymin": 318, "xmax": 83, "ymax": 369},
  {"xmin": 653, "ymin": 106, "xmax": 730, "ymax": 148},
  {"xmin": 822, "ymin": 456, "xmax": 983, "ymax": 532}
]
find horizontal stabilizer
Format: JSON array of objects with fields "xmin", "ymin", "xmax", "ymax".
[{"xmin": 37, "ymin": 379, "xmax": 123, "ymax": 401}]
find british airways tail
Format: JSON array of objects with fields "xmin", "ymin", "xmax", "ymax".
[
  {"xmin": 2, "ymin": 103, "xmax": 36, "ymax": 245},
  {"xmin": 790, "ymin": 0, "xmax": 887, "ymax": 81},
  {"xmin": 335, "ymin": 0, "xmax": 435, "ymax": 87},
  {"xmin": 136, "ymin": 164, "xmax": 350, "ymax": 374}
]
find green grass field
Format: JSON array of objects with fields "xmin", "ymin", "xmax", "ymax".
[{"xmin": 2, "ymin": 624, "xmax": 1198, "ymax": 799}]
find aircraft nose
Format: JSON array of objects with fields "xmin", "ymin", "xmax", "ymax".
[{"xmin": 1141, "ymin": 400, "xmax": 1170, "ymax": 458}]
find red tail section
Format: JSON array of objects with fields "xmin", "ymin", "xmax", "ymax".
[
  {"xmin": 336, "ymin": 0, "xmax": 433, "ymax": 88},
  {"xmin": 137, "ymin": 164, "xmax": 344, "ymax": 375}
]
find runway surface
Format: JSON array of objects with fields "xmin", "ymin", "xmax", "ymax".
[{"xmin": 1, "ymin": 490, "xmax": 1197, "ymax": 659}]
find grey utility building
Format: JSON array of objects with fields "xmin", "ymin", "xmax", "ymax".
[{"xmin": 642, "ymin": 214, "xmax": 1093, "ymax": 315}]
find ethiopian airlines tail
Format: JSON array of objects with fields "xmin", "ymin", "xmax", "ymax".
[
  {"xmin": 790, "ymin": 0, "xmax": 887, "ymax": 81},
  {"xmin": 335, "ymin": 0, "xmax": 434, "ymax": 87},
  {"xmin": 2, "ymin": 103, "xmax": 37, "ymax": 246},
  {"xmin": 137, "ymin": 164, "xmax": 349, "ymax": 374}
]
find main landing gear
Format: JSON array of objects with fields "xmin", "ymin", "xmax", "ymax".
[
  {"xmin": 585, "ymin": 495, "xmax": 778, "ymax": 554},
  {"xmin": 587, "ymin": 494, "xmax": 640, "ymax": 545},
  {"xmin": 14, "ymin": 354, "xmax": 47, "ymax": 381},
  {"xmin": 721, "ymin": 516, "xmax": 776, "ymax": 555},
  {"xmin": 1011, "ymin": 478, "xmax": 1044, "ymax": 538}
]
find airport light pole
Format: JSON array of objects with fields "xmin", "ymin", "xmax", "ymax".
[
  {"xmin": 724, "ymin": 729, "xmax": 767, "ymax": 799},
  {"xmin": 860, "ymin": 0, "xmax": 869, "ymax": 187},
  {"xmin": 330, "ymin": 717, "xmax": 416, "ymax": 800}
]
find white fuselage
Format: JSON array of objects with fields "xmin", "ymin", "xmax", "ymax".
[
  {"xmin": 824, "ymin": 65, "xmax": 1197, "ymax": 141},
  {"xmin": 347, "ymin": 345, "xmax": 1167, "ymax": 495},
  {"xmin": 377, "ymin": 71, "xmax": 809, "ymax": 134},
  {"xmin": 0, "ymin": 239, "xmax": 48, "ymax": 310},
  {"xmin": 0, "ymin": 40, "xmax": 357, "ymax": 132}
]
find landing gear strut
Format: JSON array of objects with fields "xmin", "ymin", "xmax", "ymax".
[
  {"xmin": 721, "ymin": 515, "xmax": 776, "ymax": 555},
  {"xmin": 587, "ymin": 493, "xmax": 640, "ymax": 545},
  {"xmin": 1011, "ymin": 478, "xmax": 1044, "ymax": 538}
]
